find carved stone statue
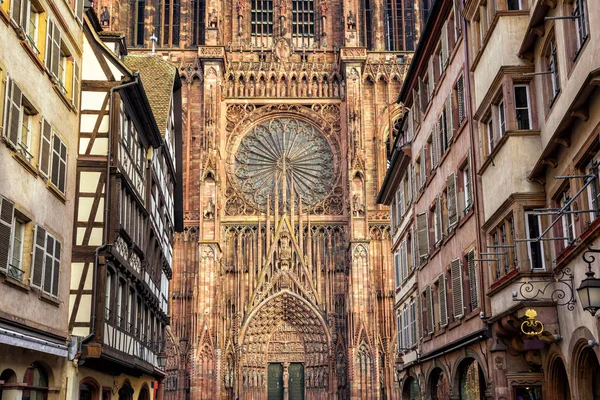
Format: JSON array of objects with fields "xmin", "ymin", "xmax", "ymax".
[
  {"xmin": 204, "ymin": 198, "xmax": 215, "ymax": 220},
  {"xmin": 208, "ymin": 9, "xmax": 218, "ymax": 28},
  {"xmin": 347, "ymin": 11, "xmax": 356, "ymax": 30},
  {"xmin": 237, "ymin": 0, "xmax": 246, "ymax": 16},
  {"xmin": 100, "ymin": 7, "xmax": 110, "ymax": 27},
  {"xmin": 353, "ymin": 194, "xmax": 364, "ymax": 217}
]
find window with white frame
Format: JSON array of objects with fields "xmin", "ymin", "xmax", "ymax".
[
  {"xmin": 514, "ymin": 85, "xmax": 532, "ymax": 130},
  {"xmin": 402, "ymin": 307, "xmax": 410, "ymax": 349},
  {"xmin": 409, "ymin": 299, "xmax": 417, "ymax": 345},
  {"xmin": 546, "ymin": 38, "xmax": 560, "ymax": 104},
  {"xmin": 525, "ymin": 211, "xmax": 545, "ymax": 270},
  {"xmin": 497, "ymin": 100, "xmax": 506, "ymax": 136},
  {"xmin": 394, "ymin": 250, "xmax": 401, "ymax": 289},
  {"xmin": 486, "ymin": 118, "xmax": 494, "ymax": 154},
  {"xmin": 586, "ymin": 156, "xmax": 600, "ymax": 222}
]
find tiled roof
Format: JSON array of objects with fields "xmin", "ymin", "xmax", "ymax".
[{"xmin": 123, "ymin": 55, "xmax": 177, "ymax": 137}]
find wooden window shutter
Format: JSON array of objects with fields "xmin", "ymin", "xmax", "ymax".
[
  {"xmin": 418, "ymin": 79, "xmax": 426, "ymax": 111},
  {"xmin": 457, "ymin": 75, "xmax": 466, "ymax": 123},
  {"xmin": 39, "ymin": 119, "xmax": 52, "ymax": 177},
  {"xmin": 437, "ymin": 116, "xmax": 444, "ymax": 157},
  {"xmin": 467, "ymin": 250, "xmax": 478, "ymax": 310},
  {"xmin": 4, "ymin": 77, "xmax": 22, "ymax": 148},
  {"xmin": 447, "ymin": 173, "xmax": 458, "ymax": 227},
  {"xmin": 31, "ymin": 225, "xmax": 47, "ymax": 288},
  {"xmin": 401, "ymin": 240, "xmax": 408, "ymax": 281},
  {"xmin": 73, "ymin": 61, "xmax": 80, "ymax": 108},
  {"xmin": 407, "ymin": 109, "xmax": 414, "ymax": 141},
  {"xmin": 435, "ymin": 196, "xmax": 443, "ymax": 244},
  {"xmin": 45, "ymin": 19, "xmax": 54, "ymax": 70},
  {"xmin": 407, "ymin": 169, "xmax": 413, "ymax": 204},
  {"xmin": 411, "ymin": 165, "xmax": 417, "ymax": 200},
  {"xmin": 412, "ymin": 89, "xmax": 420, "ymax": 123},
  {"xmin": 53, "ymin": 239, "xmax": 61, "ymax": 296},
  {"xmin": 417, "ymin": 212, "xmax": 429, "ymax": 261},
  {"xmin": 451, "ymin": 258, "xmax": 465, "ymax": 319},
  {"xmin": 51, "ymin": 24, "xmax": 61, "ymax": 78},
  {"xmin": 439, "ymin": 273, "xmax": 448, "ymax": 327},
  {"xmin": 466, "ymin": 150, "xmax": 473, "ymax": 208},
  {"xmin": 76, "ymin": 0, "xmax": 84, "ymax": 22},
  {"xmin": 453, "ymin": 0, "xmax": 462, "ymax": 35},
  {"xmin": 0, "ymin": 197, "xmax": 15, "ymax": 273},
  {"xmin": 394, "ymin": 251, "xmax": 400, "ymax": 287},
  {"xmin": 446, "ymin": 93, "xmax": 454, "ymax": 141},
  {"xmin": 397, "ymin": 313, "xmax": 402, "ymax": 351},
  {"xmin": 43, "ymin": 234, "xmax": 55, "ymax": 294},
  {"xmin": 420, "ymin": 146, "xmax": 426, "ymax": 189},
  {"xmin": 417, "ymin": 293, "xmax": 424, "ymax": 338},
  {"xmin": 427, "ymin": 58, "xmax": 435, "ymax": 99},
  {"xmin": 426, "ymin": 285, "xmax": 434, "ymax": 334},
  {"xmin": 441, "ymin": 21, "xmax": 450, "ymax": 67},
  {"xmin": 51, "ymin": 134, "xmax": 67, "ymax": 193}
]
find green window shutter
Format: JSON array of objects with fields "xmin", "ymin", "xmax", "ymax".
[
  {"xmin": 51, "ymin": 239, "xmax": 61, "ymax": 297},
  {"xmin": 43, "ymin": 234, "xmax": 54, "ymax": 294},
  {"xmin": 0, "ymin": 197, "xmax": 15, "ymax": 273}
]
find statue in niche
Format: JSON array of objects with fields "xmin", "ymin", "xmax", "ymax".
[
  {"xmin": 270, "ymin": 81, "xmax": 277, "ymax": 96},
  {"xmin": 204, "ymin": 198, "xmax": 215, "ymax": 220},
  {"xmin": 333, "ymin": 81, "xmax": 339, "ymax": 97},
  {"xmin": 226, "ymin": 79, "xmax": 234, "ymax": 97},
  {"xmin": 320, "ymin": 0, "xmax": 328, "ymax": 35},
  {"xmin": 311, "ymin": 80, "xmax": 318, "ymax": 97},
  {"xmin": 244, "ymin": 79, "xmax": 251, "ymax": 97},
  {"xmin": 323, "ymin": 82, "xmax": 329, "ymax": 97},
  {"xmin": 352, "ymin": 194, "xmax": 364, "ymax": 217},
  {"xmin": 249, "ymin": 80, "xmax": 255, "ymax": 97},
  {"xmin": 280, "ymin": 80, "xmax": 288, "ymax": 97},
  {"xmin": 291, "ymin": 79, "xmax": 297, "ymax": 97},
  {"xmin": 347, "ymin": 11, "xmax": 356, "ymax": 30},
  {"xmin": 208, "ymin": 9, "xmax": 218, "ymax": 28},
  {"xmin": 237, "ymin": 0, "xmax": 246, "ymax": 16},
  {"xmin": 279, "ymin": 234, "xmax": 292, "ymax": 266},
  {"xmin": 258, "ymin": 80, "xmax": 265, "ymax": 96},
  {"xmin": 100, "ymin": 7, "xmax": 110, "ymax": 27},
  {"xmin": 301, "ymin": 79, "xmax": 308, "ymax": 97}
]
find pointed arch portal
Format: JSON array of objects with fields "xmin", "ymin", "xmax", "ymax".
[{"xmin": 239, "ymin": 290, "xmax": 332, "ymax": 399}]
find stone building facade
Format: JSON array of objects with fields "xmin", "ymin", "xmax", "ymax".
[
  {"xmin": 0, "ymin": 0, "xmax": 83, "ymax": 398},
  {"xmin": 94, "ymin": 0, "xmax": 420, "ymax": 398}
]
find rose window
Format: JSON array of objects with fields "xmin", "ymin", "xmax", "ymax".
[{"xmin": 233, "ymin": 117, "xmax": 335, "ymax": 211}]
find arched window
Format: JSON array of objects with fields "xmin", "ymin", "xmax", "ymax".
[
  {"xmin": 458, "ymin": 359, "xmax": 486, "ymax": 400},
  {"xmin": 429, "ymin": 369, "xmax": 449, "ymax": 400},
  {"xmin": 402, "ymin": 376, "xmax": 420, "ymax": 400},
  {"xmin": 23, "ymin": 363, "xmax": 49, "ymax": 400},
  {"xmin": 138, "ymin": 385, "xmax": 150, "ymax": 400}
]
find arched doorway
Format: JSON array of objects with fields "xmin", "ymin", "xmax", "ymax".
[
  {"xmin": 0, "ymin": 369, "xmax": 18, "ymax": 400},
  {"xmin": 79, "ymin": 378, "xmax": 100, "ymax": 400},
  {"xmin": 138, "ymin": 384, "xmax": 150, "ymax": 400},
  {"xmin": 23, "ymin": 362, "xmax": 49, "ymax": 400},
  {"xmin": 457, "ymin": 358, "xmax": 486, "ymax": 400},
  {"xmin": 402, "ymin": 376, "xmax": 420, "ymax": 400},
  {"xmin": 429, "ymin": 368, "xmax": 450, "ymax": 400},
  {"xmin": 549, "ymin": 356, "xmax": 571, "ymax": 400},
  {"xmin": 573, "ymin": 343, "xmax": 600, "ymax": 400},
  {"xmin": 118, "ymin": 381, "xmax": 134, "ymax": 400},
  {"xmin": 239, "ymin": 291, "xmax": 331, "ymax": 399}
]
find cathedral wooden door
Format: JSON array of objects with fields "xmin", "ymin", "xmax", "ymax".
[
  {"xmin": 288, "ymin": 363, "xmax": 304, "ymax": 400},
  {"xmin": 268, "ymin": 363, "xmax": 284, "ymax": 400}
]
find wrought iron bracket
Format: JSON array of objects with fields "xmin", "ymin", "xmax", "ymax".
[{"xmin": 512, "ymin": 268, "xmax": 576, "ymax": 311}]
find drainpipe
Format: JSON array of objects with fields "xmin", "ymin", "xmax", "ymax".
[{"xmin": 81, "ymin": 77, "xmax": 139, "ymax": 347}]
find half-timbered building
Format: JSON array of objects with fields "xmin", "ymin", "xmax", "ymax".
[{"xmin": 65, "ymin": 9, "xmax": 182, "ymax": 400}]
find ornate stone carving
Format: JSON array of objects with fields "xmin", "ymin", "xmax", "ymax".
[{"xmin": 232, "ymin": 117, "xmax": 337, "ymax": 212}]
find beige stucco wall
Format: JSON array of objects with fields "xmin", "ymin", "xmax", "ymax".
[
  {"xmin": 472, "ymin": 14, "xmax": 529, "ymax": 111},
  {"xmin": 65, "ymin": 365, "xmax": 158, "ymax": 400}
]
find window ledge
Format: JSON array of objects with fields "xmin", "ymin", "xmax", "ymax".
[
  {"xmin": 465, "ymin": 307, "xmax": 482, "ymax": 322},
  {"xmin": 2, "ymin": 273, "xmax": 30, "ymax": 293},
  {"xmin": 20, "ymin": 40, "xmax": 45, "ymax": 73},
  {"xmin": 0, "ymin": 8, "xmax": 9, "ymax": 25},
  {"xmin": 434, "ymin": 327, "xmax": 447, "ymax": 338},
  {"xmin": 12, "ymin": 150, "xmax": 38, "ymax": 177},
  {"xmin": 52, "ymin": 84, "xmax": 76, "ymax": 112},
  {"xmin": 39, "ymin": 291, "xmax": 60, "ymax": 307},
  {"xmin": 458, "ymin": 208, "xmax": 474, "ymax": 229},
  {"xmin": 47, "ymin": 183, "xmax": 67, "ymax": 203},
  {"xmin": 448, "ymin": 318, "xmax": 462, "ymax": 331}
]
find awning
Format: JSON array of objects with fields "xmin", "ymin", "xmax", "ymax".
[{"xmin": 0, "ymin": 327, "xmax": 68, "ymax": 358}]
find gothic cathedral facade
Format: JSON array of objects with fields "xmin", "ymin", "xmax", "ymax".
[{"xmin": 95, "ymin": 0, "xmax": 420, "ymax": 398}]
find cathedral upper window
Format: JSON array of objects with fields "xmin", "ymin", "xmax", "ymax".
[
  {"xmin": 292, "ymin": 0, "xmax": 315, "ymax": 43},
  {"xmin": 384, "ymin": 0, "xmax": 417, "ymax": 51},
  {"xmin": 251, "ymin": 0, "xmax": 274, "ymax": 38}
]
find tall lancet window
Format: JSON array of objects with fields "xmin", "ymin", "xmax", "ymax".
[
  {"xmin": 134, "ymin": 0, "xmax": 145, "ymax": 46},
  {"xmin": 192, "ymin": 0, "xmax": 206, "ymax": 45},
  {"xmin": 292, "ymin": 0, "xmax": 315, "ymax": 47},
  {"xmin": 362, "ymin": 0, "xmax": 373, "ymax": 49},
  {"xmin": 251, "ymin": 0, "xmax": 274, "ymax": 44},
  {"xmin": 384, "ymin": 0, "xmax": 417, "ymax": 51},
  {"xmin": 162, "ymin": 0, "xmax": 181, "ymax": 46}
]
